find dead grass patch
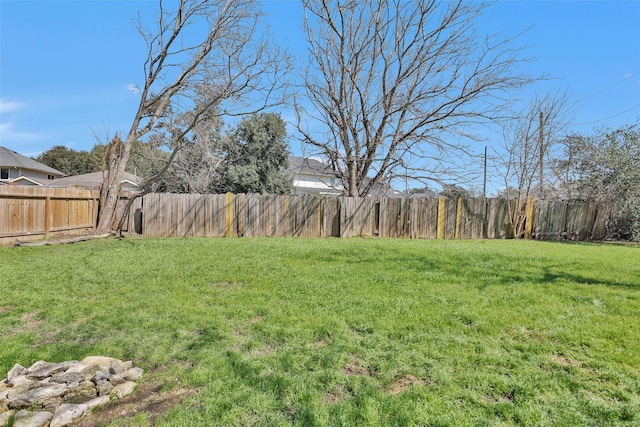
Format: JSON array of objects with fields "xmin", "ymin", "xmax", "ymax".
[
  {"xmin": 20, "ymin": 311, "xmax": 42, "ymax": 331},
  {"xmin": 323, "ymin": 385, "xmax": 348, "ymax": 405},
  {"xmin": 76, "ymin": 380, "xmax": 199, "ymax": 426},
  {"xmin": 248, "ymin": 315, "xmax": 264, "ymax": 325},
  {"xmin": 388, "ymin": 374, "xmax": 427, "ymax": 395},
  {"xmin": 0, "ymin": 306, "xmax": 14, "ymax": 314},
  {"xmin": 551, "ymin": 354, "xmax": 581, "ymax": 367},
  {"xmin": 342, "ymin": 357, "xmax": 371, "ymax": 376}
]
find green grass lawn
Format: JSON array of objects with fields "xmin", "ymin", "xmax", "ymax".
[{"xmin": 1, "ymin": 238, "xmax": 639, "ymax": 426}]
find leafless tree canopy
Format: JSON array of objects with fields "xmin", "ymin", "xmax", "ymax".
[
  {"xmin": 296, "ymin": 0, "xmax": 534, "ymax": 197},
  {"xmin": 98, "ymin": 0, "xmax": 290, "ymax": 232},
  {"xmin": 493, "ymin": 90, "xmax": 572, "ymax": 236},
  {"xmin": 495, "ymin": 90, "xmax": 572, "ymax": 199}
]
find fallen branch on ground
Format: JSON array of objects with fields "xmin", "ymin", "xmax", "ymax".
[{"xmin": 15, "ymin": 233, "xmax": 114, "ymax": 247}]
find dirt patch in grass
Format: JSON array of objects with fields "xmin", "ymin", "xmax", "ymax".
[
  {"xmin": 235, "ymin": 315, "xmax": 265, "ymax": 337},
  {"xmin": 483, "ymin": 391, "xmax": 515, "ymax": 404},
  {"xmin": 0, "ymin": 306, "xmax": 15, "ymax": 314},
  {"xmin": 76, "ymin": 381, "xmax": 199, "ymax": 426},
  {"xmin": 248, "ymin": 315, "xmax": 264, "ymax": 325},
  {"xmin": 551, "ymin": 354, "xmax": 581, "ymax": 367},
  {"xmin": 388, "ymin": 375, "xmax": 427, "ymax": 395},
  {"xmin": 323, "ymin": 385, "xmax": 348, "ymax": 405},
  {"xmin": 19, "ymin": 311, "xmax": 42, "ymax": 331},
  {"xmin": 342, "ymin": 359, "xmax": 371, "ymax": 377}
]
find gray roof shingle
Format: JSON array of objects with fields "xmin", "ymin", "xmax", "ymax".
[
  {"xmin": 0, "ymin": 146, "xmax": 65, "ymax": 176},
  {"xmin": 51, "ymin": 171, "xmax": 142, "ymax": 188},
  {"xmin": 288, "ymin": 156, "xmax": 336, "ymax": 177}
]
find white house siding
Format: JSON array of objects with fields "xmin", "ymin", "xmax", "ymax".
[
  {"xmin": 1, "ymin": 168, "xmax": 53, "ymax": 181},
  {"xmin": 292, "ymin": 173, "xmax": 342, "ymax": 195}
]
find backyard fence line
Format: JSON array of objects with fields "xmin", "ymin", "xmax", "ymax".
[
  {"xmin": 0, "ymin": 187, "xmax": 608, "ymax": 244},
  {"xmin": 139, "ymin": 193, "xmax": 608, "ymax": 241}
]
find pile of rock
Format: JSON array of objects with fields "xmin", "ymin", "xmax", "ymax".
[{"xmin": 0, "ymin": 356, "xmax": 143, "ymax": 427}]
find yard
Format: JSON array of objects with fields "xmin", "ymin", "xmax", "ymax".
[{"xmin": 1, "ymin": 238, "xmax": 638, "ymax": 426}]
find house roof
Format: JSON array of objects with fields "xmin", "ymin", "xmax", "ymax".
[
  {"xmin": 288, "ymin": 156, "xmax": 336, "ymax": 177},
  {"xmin": 50, "ymin": 171, "xmax": 143, "ymax": 188},
  {"xmin": 8, "ymin": 176, "xmax": 48, "ymax": 186},
  {"xmin": 0, "ymin": 146, "xmax": 65, "ymax": 177}
]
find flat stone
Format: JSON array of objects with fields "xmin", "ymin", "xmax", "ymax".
[
  {"xmin": 121, "ymin": 367, "xmax": 144, "ymax": 382},
  {"xmin": 63, "ymin": 362, "xmax": 88, "ymax": 374},
  {"xmin": 0, "ymin": 410, "xmax": 15, "ymax": 427},
  {"xmin": 40, "ymin": 397, "xmax": 63, "ymax": 413},
  {"xmin": 84, "ymin": 395, "xmax": 110, "ymax": 410},
  {"xmin": 62, "ymin": 381, "xmax": 96, "ymax": 404},
  {"xmin": 12, "ymin": 409, "xmax": 52, "ymax": 427},
  {"xmin": 81, "ymin": 356, "xmax": 126, "ymax": 374},
  {"xmin": 50, "ymin": 372, "xmax": 85, "ymax": 385},
  {"xmin": 91, "ymin": 369, "xmax": 111, "ymax": 383},
  {"xmin": 10, "ymin": 383, "xmax": 67, "ymax": 408},
  {"xmin": 8, "ymin": 375, "xmax": 31, "ymax": 387},
  {"xmin": 66, "ymin": 364, "xmax": 100, "ymax": 382},
  {"xmin": 7, "ymin": 379, "xmax": 41, "ymax": 400},
  {"xmin": 108, "ymin": 374, "xmax": 125, "ymax": 386},
  {"xmin": 96, "ymin": 381, "xmax": 113, "ymax": 396},
  {"xmin": 51, "ymin": 403, "xmax": 88, "ymax": 427},
  {"xmin": 7, "ymin": 364, "xmax": 27, "ymax": 382},
  {"xmin": 110, "ymin": 381, "xmax": 136, "ymax": 399},
  {"xmin": 0, "ymin": 395, "xmax": 10, "ymax": 412},
  {"xmin": 27, "ymin": 361, "xmax": 70, "ymax": 380},
  {"xmin": 0, "ymin": 382, "xmax": 10, "ymax": 395}
]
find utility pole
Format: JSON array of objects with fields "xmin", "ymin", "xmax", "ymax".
[
  {"xmin": 539, "ymin": 110, "xmax": 545, "ymax": 198},
  {"xmin": 483, "ymin": 145, "xmax": 487, "ymax": 199},
  {"xmin": 483, "ymin": 145, "xmax": 488, "ymax": 239}
]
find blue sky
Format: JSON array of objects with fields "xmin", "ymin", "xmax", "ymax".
[{"xmin": 1, "ymin": 0, "xmax": 639, "ymax": 163}]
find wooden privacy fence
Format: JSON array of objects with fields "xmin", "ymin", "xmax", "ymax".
[
  {"xmin": 0, "ymin": 188, "xmax": 608, "ymax": 243},
  {"xmin": 139, "ymin": 193, "xmax": 607, "ymax": 241},
  {"xmin": 0, "ymin": 186, "xmax": 99, "ymax": 244}
]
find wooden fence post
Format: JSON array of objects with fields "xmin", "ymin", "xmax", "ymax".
[
  {"xmin": 317, "ymin": 195, "xmax": 322, "ymax": 237},
  {"xmin": 455, "ymin": 197, "xmax": 462, "ymax": 239},
  {"xmin": 524, "ymin": 197, "xmax": 535, "ymax": 239},
  {"xmin": 225, "ymin": 192, "xmax": 235, "ymax": 237},
  {"xmin": 437, "ymin": 197, "xmax": 446, "ymax": 239},
  {"xmin": 44, "ymin": 194, "xmax": 51, "ymax": 239}
]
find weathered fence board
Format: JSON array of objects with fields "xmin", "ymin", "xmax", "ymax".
[
  {"xmin": 457, "ymin": 198, "xmax": 486, "ymax": 239},
  {"xmin": 342, "ymin": 197, "xmax": 377, "ymax": 238},
  {"xmin": 532, "ymin": 200, "xmax": 608, "ymax": 241},
  {"xmin": 0, "ymin": 186, "xmax": 99, "ymax": 244},
  {"xmin": 409, "ymin": 198, "xmax": 438, "ymax": 239},
  {"xmin": 486, "ymin": 198, "xmax": 511, "ymax": 239}
]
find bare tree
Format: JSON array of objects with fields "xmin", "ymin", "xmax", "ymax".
[
  {"xmin": 295, "ymin": 0, "xmax": 534, "ymax": 197},
  {"xmin": 97, "ymin": 0, "xmax": 290, "ymax": 233},
  {"xmin": 493, "ymin": 90, "xmax": 572, "ymax": 237}
]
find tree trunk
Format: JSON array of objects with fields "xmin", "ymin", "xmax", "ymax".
[{"xmin": 96, "ymin": 135, "xmax": 134, "ymax": 233}]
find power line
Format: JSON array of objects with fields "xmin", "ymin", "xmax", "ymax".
[
  {"xmin": 575, "ymin": 70, "xmax": 639, "ymax": 103},
  {"xmin": 572, "ymin": 102, "xmax": 640, "ymax": 126}
]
